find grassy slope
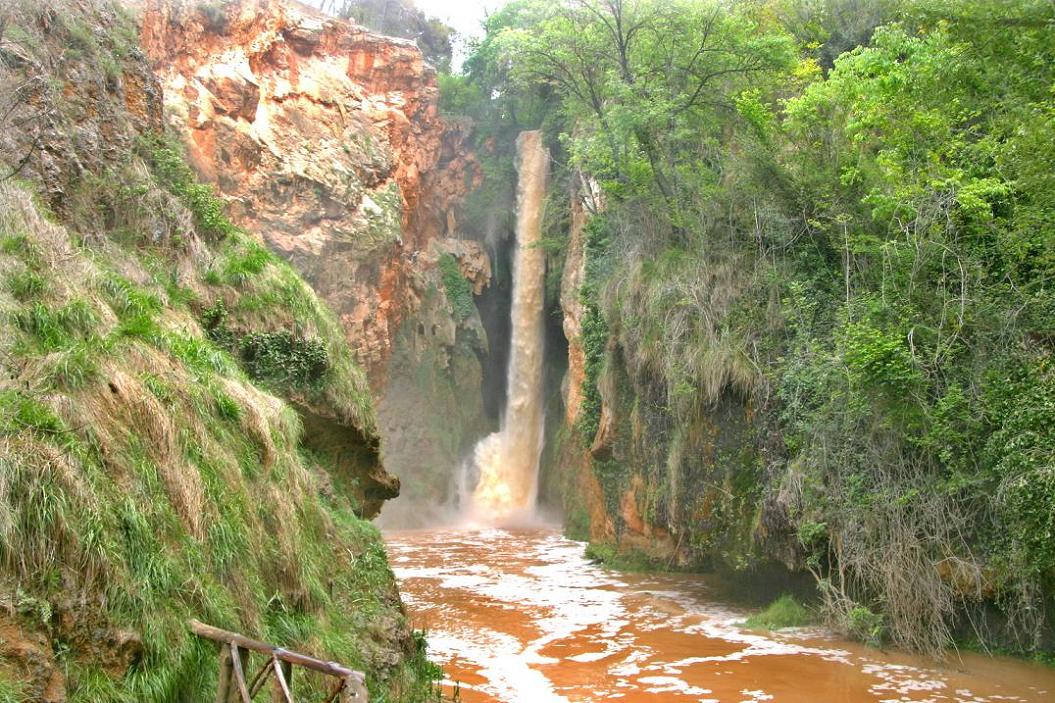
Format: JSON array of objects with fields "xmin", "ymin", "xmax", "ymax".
[{"xmin": 0, "ymin": 1, "xmax": 434, "ymax": 700}]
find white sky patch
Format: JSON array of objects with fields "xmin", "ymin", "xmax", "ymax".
[{"xmin": 411, "ymin": 0, "xmax": 498, "ymax": 43}]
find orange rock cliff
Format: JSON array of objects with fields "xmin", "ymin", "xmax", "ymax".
[
  {"xmin": 140, "ymin": 0, "xmax": 483, "ymax": 382},
  {"xmin": 140, "ymin": 0, "xmax": 494, "ymax": 520}
]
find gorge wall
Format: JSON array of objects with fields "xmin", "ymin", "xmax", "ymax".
[
  {"xmin": 141, "ymin": 0, "xmax": 493, "ymax": 523},
  {"xmin": 547, "ymin": 175, "xmax": 800, "ymax": 572}
]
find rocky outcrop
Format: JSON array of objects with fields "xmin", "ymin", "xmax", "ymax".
[
  {"xmin": 0, "ymin": 0, "xmax": 163, "ymax": 218},
  {"xmin": 141, "ymin": 0, "xmax": 479, "ymax": 380},
  {"xmin": 560, "ymin": 185, "xmax": 588, "ymax": 427},
  {"xmin": 437, "ymin": 237, "xmax": 491, "ymax": 294}
]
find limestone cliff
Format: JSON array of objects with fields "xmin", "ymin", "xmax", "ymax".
[
  {"xmin": 141, "ymin": 0, "xmax": 492, "ymax": 521},
  {"xmin": 141, "ymin": 0, "xmax": 481, "ymax": 379}
]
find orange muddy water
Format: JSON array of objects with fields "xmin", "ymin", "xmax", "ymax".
[{"xmin": 386, "ymin": 527, "xmax": 1055, "ymax": 703}]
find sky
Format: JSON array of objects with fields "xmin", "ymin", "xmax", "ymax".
[{"xmin": 412, "ymin": 0, "xmax": 499, "ymax": 41}]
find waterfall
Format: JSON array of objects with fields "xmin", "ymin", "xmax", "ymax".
[{"xmin": 467, "ymin": 130, "xmax": 550, "ymax": 522}]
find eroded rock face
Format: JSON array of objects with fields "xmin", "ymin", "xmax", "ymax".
[
  {"xmin": 551, "ymin": 182, "xmax": 615, "ymax": 543},
  {"xmin": 436, "ymin": 237, "xmax": 491, "ymax": 295},
  {"xmin": 0, "ymin": 1, "xmax": 163, "ymax": 219},
  {"xmin": 141, "ymin": 0, "xmax": 478, "ymax": 379},
  {"xmin": 143, "ymin": 0, "xmax": 493, "ymax": 524},
  {"xmin": 560, "ymin": 188, "xmax": 589, "ymax": 428}
]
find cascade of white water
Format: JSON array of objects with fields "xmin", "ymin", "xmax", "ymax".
[{"xmin": 467, "ymin": 130, "xmax": 549, "ymax": 522}]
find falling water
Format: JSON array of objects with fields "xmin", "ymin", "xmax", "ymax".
[{"xmin": 467, "ymin": 131, "xmax": 550, "ymax": 522}]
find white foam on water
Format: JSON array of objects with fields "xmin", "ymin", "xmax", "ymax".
[
  {"xmin": 637, "ymin": 675, "xmax": 714, "ymax": 697},
  {"xmin": 424, "ymin": 630, "xmax": 567, "ymax": 703}
]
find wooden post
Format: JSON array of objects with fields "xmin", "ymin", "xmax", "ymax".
[
  {"xmin": 272, "ymin": 655, "xmax": 293, "ymax": 703},
  {"xmin": 215, "ymin": 645, "xmax": 233, "ymax": 703},
  {"xmin": 248, "ymin": 659, "xmax": 274, "ymax": 698},
  {"xmin": 230, "ymin": 643, "xmax": 252, "ymax": 703}
]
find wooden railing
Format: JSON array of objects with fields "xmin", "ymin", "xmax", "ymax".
[{"xmin": 189, "ymin": 620, "xmax": 368, "ymax": 703}]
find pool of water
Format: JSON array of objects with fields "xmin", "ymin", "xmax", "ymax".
[{"xmin": 386, "ymin": 526, "xmax": 1055, "ymax": 703}]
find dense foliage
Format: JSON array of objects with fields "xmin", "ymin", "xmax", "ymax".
[{"xmin": 450, "ymin": 0, "xmax": 1055, "ymax": 657}]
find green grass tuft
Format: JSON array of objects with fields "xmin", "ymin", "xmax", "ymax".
[
  {"xmin": 743, "ymin": 595, "xmax": 815, "ymax": 630},
  {"xmin": 103, "ymin": 274, "xmax": 162, "ymax": 320},
  {"xmin": 0, "ymin": 390, "xmax": 64, "ymax": 435},
  {"xmin": 41, "ymin": 343, "xmax": 102, "ymax": 389},
  {"xmin": 14, "ymin": 299, "xmax": 99, "ymax": 351},
  {"xmin": 0, "ymin": 678, "xmax": 29, "ymax": 703},
  {"xmin": 212, "ymin": 389, "xmax": 242, "ymax": 422},
  {"xmin": 220, "ymin": 239, "xmax": 273, "ymax": 286},
  {"xmin": 6, "ymin": 269, "xmax": 48, "ymax": 301}
]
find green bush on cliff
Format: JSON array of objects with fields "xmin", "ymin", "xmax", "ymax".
[
  {"xmin": 439, "ymin": 252, "xmax": 475, "ymax": 322},
  {"xmin": 239, "ymin": 331, "xmax": 330, "ymax": 389}
]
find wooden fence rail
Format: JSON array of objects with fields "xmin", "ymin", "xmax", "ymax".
[{"xmin": 188, "ymin": 619, "xmax": 368, "ymax": 703}]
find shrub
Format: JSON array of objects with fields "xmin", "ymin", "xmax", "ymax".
[
  {"xmin": 848, "ymin": 605, "xmax": 885, "ymax": 647},
  {"xmin": 438, "ymin": 253, "xmax": 474, "ymax": 322},
  {"xmin": 238, "ymin": 331, "xmax": 329, "ymax": 389},
  {"xmin": 201, "ymin": 298, "xmax": 235, "ymax": 347}
]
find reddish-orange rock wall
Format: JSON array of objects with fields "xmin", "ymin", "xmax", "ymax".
[{"xmin": 141, "ymin": 0, "xmax": 479, "ymax": 382}]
